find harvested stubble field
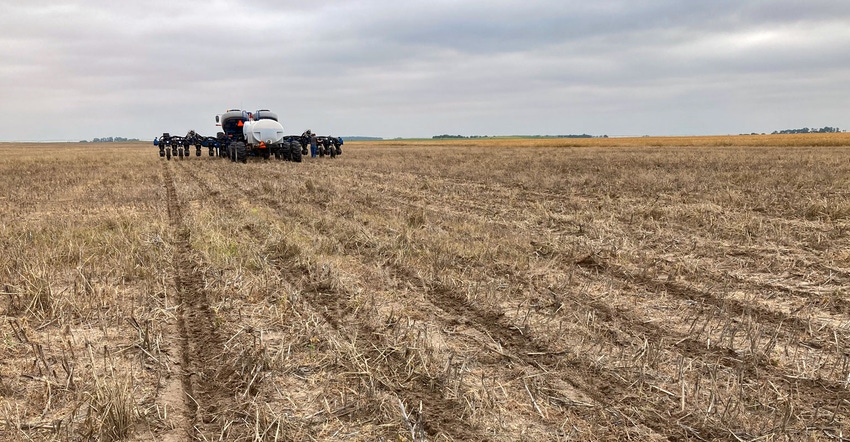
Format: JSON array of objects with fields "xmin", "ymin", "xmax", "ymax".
[{"xmin": 1, "ymin": 135, "xmax": 850, "ymax": 441}]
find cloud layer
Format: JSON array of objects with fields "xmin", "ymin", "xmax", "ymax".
[{"xmin": 2, "ymin": 0, "xmax": 849, "ymax": 140}]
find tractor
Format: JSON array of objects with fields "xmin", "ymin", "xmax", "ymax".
[{"xmin": 216, "ymin": 109, "xmax": 302, "ymax": 163}]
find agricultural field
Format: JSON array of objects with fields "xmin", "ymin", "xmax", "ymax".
[{"xmin": 1, "ymin": 135, "xmax": 850, "ymax": 441}]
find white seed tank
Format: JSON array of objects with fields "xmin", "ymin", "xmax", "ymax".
[{"xmin": 243, "ymin": 118, "xmax": 284, "ymax": 146}]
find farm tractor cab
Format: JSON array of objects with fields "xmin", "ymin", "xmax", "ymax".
[{"xmin": 154, "ymin": 108, "xmax": 341, "ymax": 163}]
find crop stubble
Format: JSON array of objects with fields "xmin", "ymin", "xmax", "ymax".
[{"xmin": 1, "ymin": 137, "xmax": 850, "ymax": 440}]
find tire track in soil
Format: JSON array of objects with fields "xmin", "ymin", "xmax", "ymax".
[
  {"xmin": 162, "ymin": 162, "xmax": 238, "ymax": 440},
  {"xmin": 158, "ymin": 163, "xmax": 192, "ymax": 442},
  {"xmin": 177, "ymin": 163, "xmax": 490, "ymax": 440}
]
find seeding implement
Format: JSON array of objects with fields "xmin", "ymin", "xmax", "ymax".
[{"xmin": 154, "ymin": 109, "xmax": 341, "ymax": 163}]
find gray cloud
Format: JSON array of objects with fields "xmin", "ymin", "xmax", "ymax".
[{"xmin": 1, "ymin": 0, "xmax": 849, "ymax": 140}]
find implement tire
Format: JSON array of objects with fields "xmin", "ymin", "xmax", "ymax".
[
  {"xmin": 281, "ymin": 141, "xmax": 291, "ymax": 161},
  {"xmin": 236, "ymin": 142, "xmax": 247, "ymax": 163},
  {"xmin": 290, "ymin": 141, "xmax": 302, "ymax": 163}
]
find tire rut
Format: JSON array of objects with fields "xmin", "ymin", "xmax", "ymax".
[
  {"xmin": 177, "ymin": 163, "xmax": 491, "ymax": 440},
  {"xmin": 162, "ymin": 162, "xmax": 239, "ymax": 440}
]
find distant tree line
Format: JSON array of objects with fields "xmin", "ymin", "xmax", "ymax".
[
  {"xmin": 772, "ymin": 127, "xmax": 841, "ymax": 134},
  {"xmin": 80, "ymin": 137, "xmax": 140, "ymax": 143},
  {"xmin": 433, "ymin": 134, "xmax": 476, "ymax": 139},
  {"xmin": 432, "ymin": 134, "xmax": 608, "ymax": 139}
]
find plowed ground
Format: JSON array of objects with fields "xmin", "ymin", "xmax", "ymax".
[{"xmin": 1, "ymin": 139, "xmax": 850, "ymax": 441}]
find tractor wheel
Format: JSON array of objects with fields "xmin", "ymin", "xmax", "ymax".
[
  {"xmin": 262, "ymin": 148, "xmax": 270, "ymax": 160},
  {"xmin": 166, "ymin": 149, "xmax": 171, "ymax": 160},
  {"xmin": 336, "ymin": 146, "xmax": 342, "ymax": 156},
  {"xmin": 281, "ymin": 141, "xmax": 291, "ymax": 161},
  {"xmin": 236, "ymin": 142, "xmax": 247, "ymax": 163},
  {"xmin": 228, "ymin": 143, "xmax": 236, "ymax": 162},
  {"xmin": 290, "ymin": 142, "xmax": 302, "ymax": 163},
  {"xmin": 196, "ymin": 147, "xmax": 201, "ymax": 156},
  {"xmin": 178, "ymin": 147, "xmax": 184, "ymax": 159},
  {"xmin": 329, "ymin": 145, "xmax": 337, "ymax": 158}
]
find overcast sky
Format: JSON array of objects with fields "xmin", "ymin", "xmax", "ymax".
[{"xmin": 2, "ymin": 1, "xmax": 849, "ymax": 140}]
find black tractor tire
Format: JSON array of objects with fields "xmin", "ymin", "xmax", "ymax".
[
  {"xmin": 209, "ymin": 147, "xmax": 215, "ymax": 156},
  {"xmin": 281, "ymin": 141, "xmax": 291, "ymax": 161},
  {"xmin": 236, "ymin": 142, "xmax": 247, "ymax": 163},
  {"xmin": 262, "ymin": 148, "xmax": 270, "ymax": 160},
  {"xmin": 159, "ymin": 148, "xmax": 165, "ymax": 158},
  {"xmin": 336, "ymin": 146, "xmax": 342, "ymax": 156},
  {"xmin": 166, "ymin": 149, "xmax": 171, "ymax": 160},
  {"xmin": 196, "ymin": 147, "xmax": 201, "ymax": 156},
  {"xmin": 290, "ymin": 141, "xmax": 302, "ymax": 163}
]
